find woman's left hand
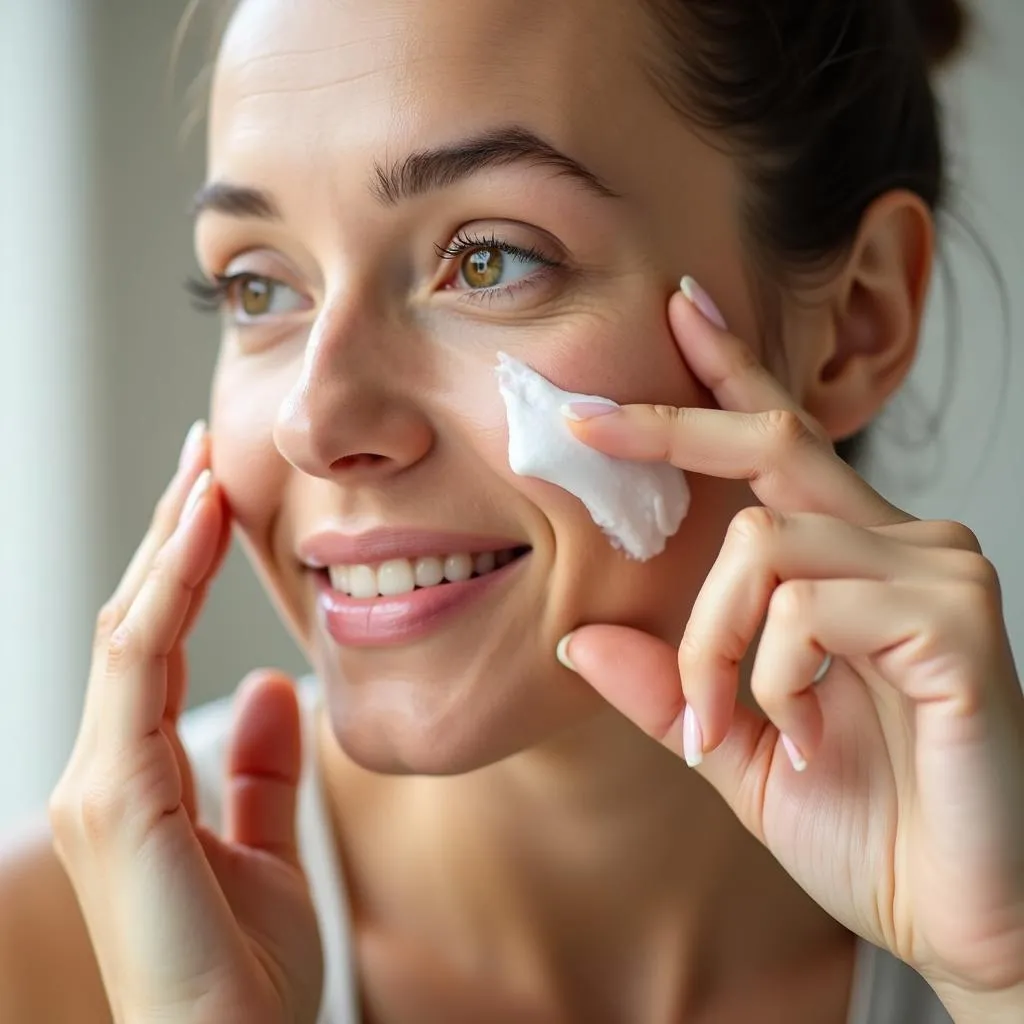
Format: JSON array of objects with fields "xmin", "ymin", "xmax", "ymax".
[{"xmin": 560, "ymin": 283, "xmax": 1024, "ymax": 1018}]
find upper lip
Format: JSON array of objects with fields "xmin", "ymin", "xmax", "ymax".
[{"xmin": 298, "ymin": 528, "xmax": 529, "ymax": 568}]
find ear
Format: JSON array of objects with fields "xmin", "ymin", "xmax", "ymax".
[{"xmin": 798, "ymin": 190, "xmax": 935, "ymax": 442}]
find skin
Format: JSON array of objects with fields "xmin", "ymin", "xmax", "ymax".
[{"xmin": 1, "ymin": 0, "xmax": 1022, "ymax": 1022}]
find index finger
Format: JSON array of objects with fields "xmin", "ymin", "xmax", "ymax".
[{"xmin": 567, "ymin": 402, "xmax": 908, "ymax": 526}]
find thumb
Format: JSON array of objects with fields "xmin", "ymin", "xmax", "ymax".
[
  {"xmin": 224, "ymin": 669, "xmax": 303, "ymax": 867},
  {"xmin": 562, "ymin": 625, "xmax": 687, "ymax": 746},
  {"xmin": 563, "ymin": 625, "xmax": 771, "ymax": 833}
]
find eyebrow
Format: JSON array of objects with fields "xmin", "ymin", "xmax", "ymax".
[
  {"xmin": 370, "ymin": 125, "xmax": 620, "ymax": 205},
  {"xmin": 191, "ymin": 124, "xmax": 619, "ymax": 221},
  {"xmin": 190, "ymin": 181, "xmax": 281, "ymax": 221}
]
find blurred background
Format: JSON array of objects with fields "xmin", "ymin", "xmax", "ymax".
[{"xmin": 1, "ymin": 0, "xmax": 1022, "ymax": 833}]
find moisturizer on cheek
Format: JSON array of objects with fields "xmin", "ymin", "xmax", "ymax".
[{"xmin": 495, "ymin": 353, "xmax": 690, "ymax": 561}]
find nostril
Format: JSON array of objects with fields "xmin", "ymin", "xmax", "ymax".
[{"xmin": 331, "ymin": 453, "xmax": 387, "ymax": 472}]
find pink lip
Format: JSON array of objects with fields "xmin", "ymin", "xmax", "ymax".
[
  {"xmin": 314, "ymin": 555, "xmax": 527, "ymax": 648},
  {"xmin": 298, "ymin": 528, "xmax": 527, "ymax": 568}
]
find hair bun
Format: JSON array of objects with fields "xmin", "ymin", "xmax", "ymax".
[{"xmin": 907, "ymin": 0, "xmax": 971, "ymax": 68}]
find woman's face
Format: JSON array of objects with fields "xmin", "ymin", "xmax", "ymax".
[{"xmin": 198, "ymin": 0, "xmax": 759, "ymax": 773}]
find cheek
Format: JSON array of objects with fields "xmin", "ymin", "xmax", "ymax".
[
  {"xmin": 526, "ymin": 302, "xmax": 699, "ymax": 406},
  {"xmin": 209, "ymin": 364, "xmax": 290, "ymax": 536},
  {"xmin": 437, "ymin": 299, "xmax": 714, "ymax": 636}
]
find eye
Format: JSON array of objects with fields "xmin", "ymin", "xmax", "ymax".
[
  {"xmin": 456, "ymin": 245, "xmax": 539, "ymax": 290},
  {"xmin": 227, "ymin": 274, "xmax": 307, "ymax": 322},
  {"xmin": 186, "ymin": 272, "xmax": 310, "ymax": 324},
  {"xmin": 437, "ymin": 230, "xmax": 562, "ymax": 301}
]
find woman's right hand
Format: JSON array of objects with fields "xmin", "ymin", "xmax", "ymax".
[{"xmin": 48, "ymin": 424, "xmax": 324, "ymax": 1024}]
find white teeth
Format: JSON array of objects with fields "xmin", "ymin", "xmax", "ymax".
[
  {"xmin": 348, "ymin": 565, "xmax": 378, "ymax": 600},
  {"xmin": 414, "ymin": 555, "xmax": 445, "ymax": 588},
  {"xmin": 325, "ymin": 548, "xmax": 521, "ymax": 598},
  {"xmin": 474, "ymin": 551, "xmax": 496, "ymax": 575},
  {"xmin": 443, "ymin": 553, "xmax": 474, "ymax": 583},
  {"xmin": 378, "ymin": 559, "xmax": 416, "ymax": 596},
  {"xmin": 327, "ymin": 565, "xmax": 350, "ymax": 593}
]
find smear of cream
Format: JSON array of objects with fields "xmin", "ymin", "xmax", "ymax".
[{"xmin": 495, "ymin": 352, "xmax": 690, "ymax": 561}]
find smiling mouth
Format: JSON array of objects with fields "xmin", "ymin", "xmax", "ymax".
[{"xmin": 317, "ymin": 546, "xmax": 532, "ymax": 600}]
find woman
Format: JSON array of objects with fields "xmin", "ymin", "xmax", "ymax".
[{"xmin": 1, "ymin": 0, "xmax": 1022, "ymax": 1020}]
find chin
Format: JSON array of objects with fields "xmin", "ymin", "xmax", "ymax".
[{"xmin": 315, "ymin": 658, "xmax": 600, "ymax": 776}]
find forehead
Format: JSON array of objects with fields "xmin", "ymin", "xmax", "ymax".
[{"xmin": 209, "ymin": 0, "xmax": 655, "ymax": 178}]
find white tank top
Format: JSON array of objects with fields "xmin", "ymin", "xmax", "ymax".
[{"xmin": 180, "ymin": 677, "xmax": 952, "ymax": 1023}]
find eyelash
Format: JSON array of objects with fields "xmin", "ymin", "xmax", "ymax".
[
  {"xmin": 184, "ymin": 273, "xmax": 242, "ymax": 314},
  {"xmin": 184, "ymin": 232, "xmax": 564, "ymax": 316}
]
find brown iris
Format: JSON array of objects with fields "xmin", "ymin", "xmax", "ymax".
[
  {"xmin": 461, "ymin": 247, "xmax": 504, "ymax": 289},
  {"xmin": 237, "ymin": 275, "xmax": 272, "ymax": 316}
]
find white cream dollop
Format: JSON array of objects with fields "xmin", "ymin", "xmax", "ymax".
[{"xmin": 495, "ymin": 352, "xmax": 690, "ymax": 561}]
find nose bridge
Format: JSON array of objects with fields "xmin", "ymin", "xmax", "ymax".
[
  {"xmin": 303, "ymin": 289, "xmax": 378, "ymax": 397},
  {"xmin": 275, "ymin": 289, "xmax": 433, "ymax": 478}
]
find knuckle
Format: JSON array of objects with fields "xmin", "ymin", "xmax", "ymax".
[
  {"xmin": 78, "ymin": 778, "xmax": 123, "ymax": 845},
  {"xmin": 727, "ymin": 505, "xmax": 781, "ymax": 551},
  {"xmin": 958, "ymin": 572, "xmax": 1004, "ymax": 624},
  {"xmin": 150, "ymin": 542, "xmax": 178, "ymax": 583},
  {"xmin": 649, "ymin": 403, "xmax": 684, "ymax": 426},
  {"xmin": 935, "ymin": 519, "xmax": 984, "ymax": 554},
  {"xmin": 768, "ymin": 579, "xmax": 813, "ymax": 624},
  {"xmin": 760, "ymin": 408, "xmax": 816, "ymax": 457},
  {"xmin": 944, "ymin": 550, "xmax": 1002, "ymax": 594},
  {"xmin": 748, "ymin": 671, "xmax": 775, "ymax": 711},
  {"xmin": 919, "ymin": 579, "xmax": 998, "ymax": 652},
  {"xmin": 104, "ymin": 623, "xmax": 137, "ymax": 674},
  {"xmin": 94, "ymin": 601, "xmax": 125, "ymax": 644},
  {"xmin": 730, "ymin": 340, "xmax": 763, "ymax": 377},
  {"xmin": 649, "ymin": 404, "xmax": 686, "ymax": 458},
  {"xmin": 677, "ymin": 633, "xmax": 702, "ymax": 675}
]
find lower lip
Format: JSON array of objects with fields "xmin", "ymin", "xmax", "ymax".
[{"xmin": 314, "ymin": 557, "xmax": 527, "ymax": 648}]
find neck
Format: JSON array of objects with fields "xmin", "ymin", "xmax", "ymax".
[
  {"xmin": 323, "ymin": 703, "xmax": 854, "ymax": 1019},
  {"xmin": 462, "ymin": 706, "xmax": 837, "ymax": 940}
]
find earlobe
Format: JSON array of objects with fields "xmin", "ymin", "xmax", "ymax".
[{"xmin": 802, "ymin": 191, "xmax": 935, "ymax": 442}]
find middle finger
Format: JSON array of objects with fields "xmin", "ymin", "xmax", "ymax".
[{"xmin": 680, "ymin": 508, "xmax": 950, "ymax": 752}]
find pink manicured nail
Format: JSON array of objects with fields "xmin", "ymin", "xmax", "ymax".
[
  {"xmin": 555, "ymin": 633, "xmax": 577, "ymax": 672},
  {"xmin": 781, "ymin": 734, "xmax": 808, "ymax": 772},
  {"xmin": 680, "ymin": 276, "xmax": 728, "ymax": 331},
  {"xmin": 179, "ymin": 419, "xmax": 207, "ymax": 470},
  {"xmin": 683, "ymin": 705, "xmax": 704, "ymax": 767},
  {"xmin": 561, "ymin": 402, "xmax": 620, "ymax": 422}
]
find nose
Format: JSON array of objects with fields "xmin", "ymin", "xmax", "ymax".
[{"xmin": 274, "ymin": 297, "xmax": 434, "ymax": 482}]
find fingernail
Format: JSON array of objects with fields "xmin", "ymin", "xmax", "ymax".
[
  {"xmin": 683, "ymin": 704, "xmax": 704, "ymax": 768},
  {"xmin": 561, "ymin": 401, "xmax": 620, "ymax": 422},
  {"xmin": 680, "ymin": 276, "xmax": 728, "ymax": 331},
  {"xmin": 179, "ymin": 419, "xmax": 207, "ymax": 470},
  {"xmin": 181, "ymin": 469, "xmax": 213, "ymax": 522},
  {"xmin": 781, "ymin": 734, "xmax": 808, "ymax": 772},
  {"xmin": 555, "ymin": 632, "xmax": 577, "ymax": 671}
]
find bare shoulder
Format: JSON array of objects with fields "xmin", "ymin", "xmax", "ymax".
[{"xmin": 0, "ymin": 814, "xmax": 111, "ymax": 1024}]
